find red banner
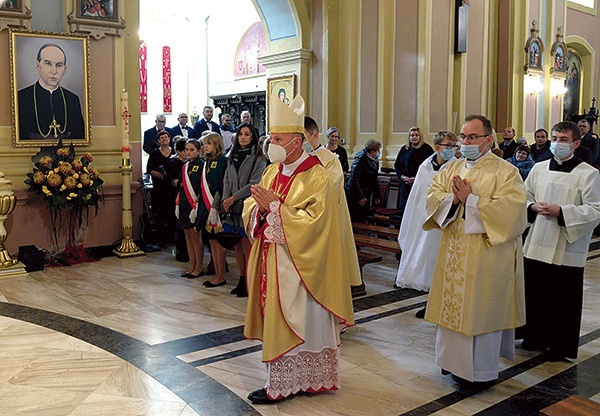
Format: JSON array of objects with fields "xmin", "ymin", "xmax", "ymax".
[
  {"xmin": 162, "ymin": 46, "xmax": 172, "ymax": 113},
  {"xmin": 139, "ymin": 43, "xmax": 147, "ymax": 113}
]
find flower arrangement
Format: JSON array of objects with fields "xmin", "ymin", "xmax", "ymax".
[{"xmin": 24, "ymin": 140, "xmax": 104, "ymax": 232}]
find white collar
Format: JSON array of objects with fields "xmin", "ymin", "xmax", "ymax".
[
  {"xmin": 465, "ymin": 149, "xmax": 492, "ymax": 168},
  {"xmin": 282, "ymin": 151, "xmax": 309, "ymax": 176}
]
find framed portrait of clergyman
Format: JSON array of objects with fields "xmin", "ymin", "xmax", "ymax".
[{"xmin": 9, "ymin": 29, "xmax": 91, "ymax": 147}]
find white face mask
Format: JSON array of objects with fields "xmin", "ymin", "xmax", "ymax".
[
  {"xmin": 302, "ymin": 141, "xmax": 313, "ymax": 153},
  {"xmin": 267, "ymin": 137, "xmax": 299, "ymax": 163},
  {"xmin": 550, "ymin": 142, "xmax": 573, "ymax": 160}
]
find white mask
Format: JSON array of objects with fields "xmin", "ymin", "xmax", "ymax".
[
  {"xmin": 302, "ymin": 141, "xmax": 313, "ymax": 153},
  {"xmin": 550, "ymin": 142, "xmax": 573, "ymax": 160},
  {"xmin": 267, "ymin": 137, "xmax": 299, "ymax": 163}
]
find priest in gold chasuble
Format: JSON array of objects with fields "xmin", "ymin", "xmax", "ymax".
[
  {"xmin": 424, "ymin": 114, "xmax": 527, "ymax": 394},
  {"xmin": 242, "ymin": 95, "xmax": 354, "ymax": 405}
]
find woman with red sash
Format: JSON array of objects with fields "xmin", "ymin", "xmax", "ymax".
[
  {"xmin": 176, "ymin": 139, "xmax": 204, "ymax": 278},
  {"xmin": 196, "ymin": 133, "xmax": 228, "ymax": 287}
]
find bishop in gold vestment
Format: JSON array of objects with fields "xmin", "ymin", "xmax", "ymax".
[
  {"xmin": 424, "ymin": 115, "xmax": 526, "ymax": 391},
  {"xmin": 243, "ymin": 95, "xmax": 354, "ymax": 404}
]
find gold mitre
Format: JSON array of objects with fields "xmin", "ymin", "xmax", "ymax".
[{"xmin": 269, "ymin": 94, "xmax": 305, "ymax": 134}]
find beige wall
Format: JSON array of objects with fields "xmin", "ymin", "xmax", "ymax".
[{"xmin": 0, "ymin": 0, "xmax": 142, "ymax": 254}]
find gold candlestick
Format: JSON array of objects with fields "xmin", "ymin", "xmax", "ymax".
[{"xmin": 114, "ymin": 90, "xmax": 144, "ymax": 258}]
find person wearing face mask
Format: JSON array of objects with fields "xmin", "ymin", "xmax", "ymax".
[
  {"xmin": 394, "ymin": 131, "xmax": 458, "ymax": 318},
  {"xmin": 304, "ymin": 117, "xmax": 362, "ymax": 295},
  {"xmin": 424, "ymin": 114, "xmax": 527, "ymax": 395},
  {"xmin": 519, "ymin": 121, "xmax": 600, "ymax": 362},
  {"xmin": 344, "ymin": 139, "xmax": 382, "ymax": 222},
  {"xmin": 242, "ymin": 95, "xmax": 354, "ymax": 405}
]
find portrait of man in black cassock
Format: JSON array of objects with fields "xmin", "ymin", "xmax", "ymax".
[{"xmin": 11, "ymin": 31, "xmax": 90, "ymax": 146}]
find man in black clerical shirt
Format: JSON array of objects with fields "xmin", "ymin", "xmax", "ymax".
[{"xmin": 18, "ymin": 43, "xmax": 85, "ymax": 140}]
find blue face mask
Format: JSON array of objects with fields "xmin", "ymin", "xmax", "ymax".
[
  {"xmin": 460, "ymin": 144, "xmax": 482, "ymax": 160},
  {"xmin": 302, "ymin": 141, "xmax": 313, "ymax": 153},
  {"xmin": 550, "ymin": 141, "xmax": 572, "ymax": 160},
  {"xmin": 440, "ymin": 148, "xmax": 455, "ymax": 161}
]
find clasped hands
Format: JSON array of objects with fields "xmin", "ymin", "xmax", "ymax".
[
  {"xmin": 251, "ymin": 184, "xmax": 280, "ymax": 214},
  {"xmin": 451, "ymin": 175, "xmax": 471, "ymax": 204},
  {"xmin": 530, "ymin": 202, "xmax": 560, "ymax": 217}
]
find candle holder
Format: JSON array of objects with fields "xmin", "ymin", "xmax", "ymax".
[{"xmin": 114, "ymin": 90, "xmax": 144, "ymax": 258}]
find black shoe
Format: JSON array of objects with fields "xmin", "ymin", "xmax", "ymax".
[
  {"xmin": 230, "ymin": 276, "xmax": 247, "ymax": 296},
  {"xmin": 415, "ymin": 306, "xmax": 427, "ymax": 319},
  {"xmin": 441, "ymin": 369, "xmax": 451, "ymax": 375},
  {"xmin": 247, "ymin": 388, "xmax": 281, "ymax": 405},
  {"xmin": 203, "ymin": 279, "xmax": 227, "ymax": 287},
  {"xmin": 455, "ymin": 379, "xmax": 495, "ymax": 395},
  {"xmin": 187, "ymin": 272, "xmax": 205, "ymax": 279},
  {"xmin": 181, "ymin": 272, "xmax": 192, "ymax": 277},
  {"xmin": 545, "ymin": 350, "xmax": 569, "ymax": 362},
  {"xmin": 393, "ymin": 283, "xmax": 400, "ymax": 289},
  {"xmin": 521, "ymin": 339, "xmax": 546, "ymax": 351}
]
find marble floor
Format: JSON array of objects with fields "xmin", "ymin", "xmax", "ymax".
[{"xmin": 0, "ymin": 237, "xmax": 599, "ymax": 416}]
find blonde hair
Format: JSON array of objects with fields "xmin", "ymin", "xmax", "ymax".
[
  {"xmin": 203, "ymin": 132, "xmax": 225, "ymax": 159},
  {"xmin": 406, "ymin": 126, "xmax": 423, "ymax": 148}
]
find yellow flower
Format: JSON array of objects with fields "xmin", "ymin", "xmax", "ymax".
[
  {"xmin": 64, "ymin": 176, "xmax": 78, "ymax": 189},
  {"xmin": 60, "ymin": 185, "xmax": 66, "ymax": 191},
  {"xmin": 42, "ymin": 186, "xmax": 51, "ymax": 195},
  {"xmin": 69, "ymin": 192, "xmax": 77, "ymax": 198},
  {"xmin": 66, "ymin": 196, "xmax": 71, "ymax": 200},
  {"xmin": 86, "ymin": 194, "xmax": 92, "ymax": 200},
  {"xmin": 33, "ymin": 171, "xmax": 45, "ymax": 185},
  {"xmin": 72, "ymin": 173, "xmax": 79, "ymax": 179},
  {"xmin": 77, "ymin": 183, "xmax": 83, "ymax": 188}
]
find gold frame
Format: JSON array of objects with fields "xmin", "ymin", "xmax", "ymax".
[
  {"xmin": 67, "ymin": 0, "xmax": 126, "ymax": 40},
  {"xmin": 0, "ymin": 0, "xmax": 31, "ymax": 31},
  {"xmin": 10, "ymin": 29, "xmax": 92, "ymax": 147},
  {"xmin": 266, "ymin": 73, "xmax": 296, "ymax": 132}
]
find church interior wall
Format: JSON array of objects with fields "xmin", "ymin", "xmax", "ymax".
[{"xmin": 0, "ymin": 0, "xmax": 142, "ymax": 254}]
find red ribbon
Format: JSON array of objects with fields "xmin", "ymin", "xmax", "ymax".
[{"xmin": 121, "ymin": 146, "xmax": 130, "ymax": 153}]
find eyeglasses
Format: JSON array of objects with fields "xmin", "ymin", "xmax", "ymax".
[
  {"xmin": 459, "ymin": 133, "xmax": 489, "ymax": 142},
  {"xmin": 439, "ymin": 143, "xmax": 459, "ymax": 149}
]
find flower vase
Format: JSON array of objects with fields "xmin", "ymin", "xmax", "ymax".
[{"xmin": 63, "ymin": 209, "xmax": 90, "ymax": 264}]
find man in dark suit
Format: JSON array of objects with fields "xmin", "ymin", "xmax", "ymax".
[
  {"xmin": 576, "ymin": 119, "xmax": 599, "ymax": 165},
  {"xmin": 193, "ymin": 105, "xmax": 219, "ymax": 137},
  {"xmin": 143, "ymin": 114, "xmax": 168, "ymax": 154},
  {"xmin": 170, "ymin": 112, "xmax": 195, "ymax": 139},
  {"xmin": 499, "ymin": 126, "xmax": 518, "ymax": 159},
  {"xmin": 18, "ymin": 43, "xmax": 85, "ymax": 141}
]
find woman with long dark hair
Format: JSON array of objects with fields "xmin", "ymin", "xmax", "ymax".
[{"xmin": 220, "ymin": 123, "xmax": 267, "ymax": 297}]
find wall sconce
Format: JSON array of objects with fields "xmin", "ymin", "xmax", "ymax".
[
  {"xmin": 550, "ymin": 76, "xmax": 567, "ymax": 97},
  {"xmin": 524, "ymin": 73, "xmax": 543, "ymax": 95}
]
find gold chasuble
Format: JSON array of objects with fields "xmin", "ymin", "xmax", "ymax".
[
  {"xmin": 243, "ymin": 158, "xmax": 355, "ymax": 362},
  {"xmin": 424, "ymin": 154, "xmax": 527, "ymax": 336}
]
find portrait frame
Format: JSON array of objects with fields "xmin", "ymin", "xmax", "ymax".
[
  {"xmin": 9, "ymin": 29, "xmax": 92, "ymax": 147},
  {"xmin": 266, "ymin": 73, "xmax": 296, "ymax": 132},
  {"xmin": 0, "ymin": 0, "xmax": 31, "ymax": 31},
  {"xmin": 67, "ymin": 0, "xmax": 126, "ymax": 40}
]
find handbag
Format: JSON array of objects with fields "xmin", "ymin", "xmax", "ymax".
[{"xmin": 216, "ymin": 213, "xmax": 241, "ymax": 250}]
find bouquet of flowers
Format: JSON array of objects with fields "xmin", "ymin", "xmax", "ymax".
[{"xmin": 24, "ymin": 140, "xmax": 104, "ymax": 251}]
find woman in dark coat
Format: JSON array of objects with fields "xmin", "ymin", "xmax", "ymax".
[
  {"xmin": 394, "ymin": 126, "xmax": 434, "ymax": 213},
  {"xmin": 345, "ymin": 139, "xmax": 382, "ymax": 222},
  {"xmin": 221, "ymin": 123, "xmax": 267, "ymax": 297},
  {"xmin": 146, "ymin": 129, "xmax": 174, "ymax": 244}
]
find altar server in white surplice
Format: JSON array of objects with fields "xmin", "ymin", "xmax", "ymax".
[
  {"xmin": 394, "ymin": 131, "xmax": 458, "ymax": 318},
  {"xmin": 424, "ymin": 114, "xmax": 527, "ymax": 395},
  {"xmin": 520, "ymin": 121, "xmax": 600, "ymax": 361}
]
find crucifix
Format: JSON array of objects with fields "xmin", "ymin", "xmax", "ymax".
[{"xmin": 49, "ymin": 117, "xmax": 61, "ymax": 138}]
